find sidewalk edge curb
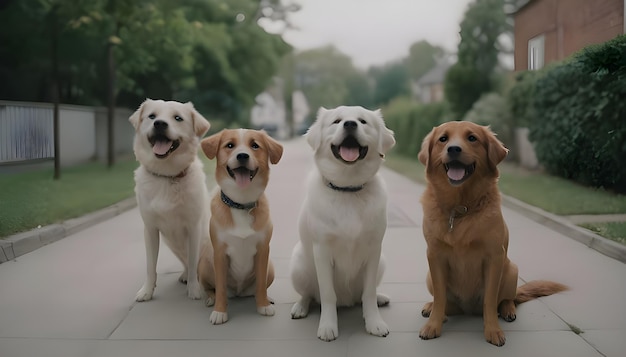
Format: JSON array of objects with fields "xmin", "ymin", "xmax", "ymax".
[
  {"xmin": 501, "ymin": 195, "xmax": 626, "ymax": 264},
  {"xmin": 0, "ymin": 197, "xmax": 137, "ymax": 264}
]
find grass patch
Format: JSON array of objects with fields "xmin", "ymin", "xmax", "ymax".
[
  {"xmin": 498, "ymin": 163, "xmax": 626, "ymax": 215},
  {"xmin": 579, "ymin": 222, "xmax": 626, "ymax": 245},
  {"xmin": 1, "ymin": 154, "xmax": 216, "ymax": 238},
  {"xmin": 384, "ymin": 153, "xmax": 626, "ymax": 216}
]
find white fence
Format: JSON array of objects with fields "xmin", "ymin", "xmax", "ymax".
[{"xmin": 0, "ymin": 101, "xmax": 134, "ymax": 167}]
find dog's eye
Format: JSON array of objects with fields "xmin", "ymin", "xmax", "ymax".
[
  {"xmin": 439, "ymin": 136, "xmax": 447, "ymax": 142},
  {"xmin": 174, "ymin": 115, "xmax": 183, "ymax": 122},
  {"xmin": 359, "ymin": 118, "xmax": 366, "ymax": 124},
  {"xmin": 251, "ymin": 142, "xmax": 260, "ymax": 150},
  {"xmin": 332, "ymin": 119, "xmax": 341, "ymax": 124},
  {"xmin": 468, "ymin": 135, "xmax": 477, "ymax": 142},
  {"xmin": 148, "ymin": 114, "xmax": 156, "ymax": 120},
  {"xmin": 226, "ymin": 143, "xmax": 234, "ymax": 149}
]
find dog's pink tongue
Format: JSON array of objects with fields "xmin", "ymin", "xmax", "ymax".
[
  {"xmin": 447, "ymin": 167, "xmax": 466, "ymax": 181},
  {"xmin": 153, "ymin": 141, "xmax": 172, "ymax": 156},
  {"xmin": 340, "ymin": 146, "xmax": 360, "ymax": 162},
  {"xmin": 234, "ymin": 171, "xmax": 252, "ymax": 189}
]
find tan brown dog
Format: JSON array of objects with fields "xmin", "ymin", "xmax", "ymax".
[
  {"xmin": 417, "ymin": 121, "xmax": 567, "ymax": 346},
  {"xmin": 198, "ymin": 129, "xmax": 283, "ymax": 325}
]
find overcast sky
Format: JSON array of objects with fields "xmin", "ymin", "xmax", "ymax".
[{"xmin": 267, "ymin": 0, "xmax": 474, "ymax": 69}]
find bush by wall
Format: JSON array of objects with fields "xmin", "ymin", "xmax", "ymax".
[
  {"xmin": 463, "ymin": 92, "xmax": 514, "ymax": 152},
  {"xmin": 383, "ymin": 97, "xmax": 451, "ymax": 157},
  {"xmin": 528, "ymin": 35, "xmax": 626, "ymax": 193}
]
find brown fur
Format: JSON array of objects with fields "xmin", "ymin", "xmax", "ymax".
[
  {"xmin": 417, "ymin": 121, "xmax": 567, "ymax": 346},
  {"xmin": 197, "ymin": 129, "xmax": 283, "ymax": 324}
]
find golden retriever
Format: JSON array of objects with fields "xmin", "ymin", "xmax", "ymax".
[{"xmin": 417, "ymin": 121, "xmax": 567, "ymax": 346}]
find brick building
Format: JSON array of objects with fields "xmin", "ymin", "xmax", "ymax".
[{"xmin": 512, "ymin": 0, "xmax": 625, "ymax": 71}]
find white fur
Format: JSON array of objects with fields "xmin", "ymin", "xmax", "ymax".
[
  {"xmin": 130, "ymin": 99, "xmax": 210, "ymax": 302},
  {"xmin": 218, "ymin": 206, "xmax": 267, "ymax": 295},
  {"xmin": 289, "ymin": 106, "xmax": 395, "ymax": 341}
]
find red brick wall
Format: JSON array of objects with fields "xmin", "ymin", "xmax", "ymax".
[{"xmin": 513, "ymin": 0, "xmax": 624, "ymax": 71}]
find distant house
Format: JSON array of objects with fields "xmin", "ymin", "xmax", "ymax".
[
  {"xmin": 512, "ymin": 0, "xmax": 625, "ymax": 71},
  {"xmin": 250, "ymin": 78, "xmax": 309, "ymax": 139},
  {"xmin": 413, "ymin": 59, "xmax": 452, "ymax": 104}
]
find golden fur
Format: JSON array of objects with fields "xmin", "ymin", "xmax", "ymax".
[
  {"xmin": 197, "ymin": 129, "xmax": 283, "ymax": 325},
  {"xmin": 417, "ymin": 121, "xmax": 567, "ymax": 346}
]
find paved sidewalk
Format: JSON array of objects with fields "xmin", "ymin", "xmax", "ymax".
[{"xmin": 1, "ymin": 138, "xmax": 624, "ymax": 357}]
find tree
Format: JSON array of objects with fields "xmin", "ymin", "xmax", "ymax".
[
  {"xmin": 444, "ymin": 0, "xmax": 509, "ymax": 118},
  {"xmin": 405, "ymin": 40, "xmax": 445, "ymax": 81},
  {"xmin": 371, "ymin": 63, "xmax": 411, "ymax": 106},
  {"xmin": 292, "ymin": 46, "xmax": 369, "ymax": 120}
]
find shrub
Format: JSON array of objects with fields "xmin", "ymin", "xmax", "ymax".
[
  {"xmin": 529, "ymin": 35, "xmax": 626, "ymax": 192},
  {"xmin": 383, "ymin": 97, "xmax": 451, "ymax": 157},
  {"xmin": 507, "ymin": 69, "xmax": 543, "ymax": 128},
  {"xmin": 463, "ymin": 92, "xmax": 514, "ymax": 151}
]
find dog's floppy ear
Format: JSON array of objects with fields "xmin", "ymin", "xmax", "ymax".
[
  {"xmin": 374, "ymin": 109, "xmax": 395, "ymax": 156},
  {"xmin": 129, "ymin": 99, "xmax": 150, "ymax": 130},
  {"xmin": 484, "ymin": 126, "xmax": 508, "ymax": 170},
  {"xmin": 305, "ymin": 107, "xmax": 328, "ymax": 150},
  {"xmin": 185, "ymin": 102, "xmax": 211, "ymax": 138},
  {"xmin": 201, "ymin": 130, "xmax": 222, "ymax": 160},
  {"xmin": 418, "ymin": 127, "xmax": 435, "ymax": 167},
  {"xmin": 263, "ymin": 132, "xmax": 284, "ymax": 165}
]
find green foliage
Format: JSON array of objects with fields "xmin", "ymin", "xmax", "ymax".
[
  {"xmin": 528, "ymin": 35, "xmax": 626, "ymax": 192},
  {"xmin": 463, "ymin": 92, "xmax": 514, "ymax": 150},
  {"xmin": 444, "ymin": 63, "xmax": 491, "ymax": 118},
  {"xmin": 444, "ymin": 0, "xmax": 509, "ymax": 118},
  {"xmin": 507, "ymin": 69, "xmax": 544, "ymax": 127},
  {"xmin": 383, "ymin": 97, "xmax": 451, "ymax": 157},
  {"xmin": 405, "ymin": 40, "xmax": 445, "ymax": 81},
  {"xmin": 293, "ymin": 46, "xmax": 372, "ymax": 122},
  {"xmin": 371, "ymin": 63, "xmax": 411, "ymax": 106},
  {"xmin": 0, "ymin": 0, "xmax": 291, "ymax": 124}
]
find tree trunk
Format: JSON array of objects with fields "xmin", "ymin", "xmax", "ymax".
[
  {"xmin": 106, "ymin": 40, "xmax": 115, "ymax": 167},
  {"xmin": 50, "ymin": 6, "xmax": 61, "ymax": 180}
]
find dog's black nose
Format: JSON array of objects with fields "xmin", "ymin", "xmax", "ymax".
[
  {"xmin": 343, "ymin": 120, "xmax": 357, "ymax": 131},
  {"xmin": 153, "ymin": 120, "xmax": 168, "ymax": 131},
  {"xmin": 447, "ymin": 146, "xmax": 462, "ymax": 157},
  {"xmin": 237, "ymin": 153, "xmax": 249, "ymax": 162}
]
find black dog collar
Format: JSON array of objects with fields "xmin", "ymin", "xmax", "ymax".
[
  {"xmin": 326, "ymin": 181, "xmax": 364, "ymax": 193},
  {"xmin": 221, "ymin": 191, "xmax": 257, "ymax": 210}
]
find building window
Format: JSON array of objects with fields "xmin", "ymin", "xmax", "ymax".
[{"xmin": 528, "ymin": 35, "xmax": 545, "ymax": 70}]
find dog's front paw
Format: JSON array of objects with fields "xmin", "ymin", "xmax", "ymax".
[
  {"xmin": 485, "ymin": 328, "xmax": 506, "ymax": 346},
  {"xmin": 257, "ymin": 304, "xmax": 275, "ymax": 316},
  {"xmin": 187, "ymin": 281, "xmax": 203, "ymax": 300},
  {"xmin": 419, "ymin": 321, "xmax": 442, "ymax": 340},
  {"xmin": 135, "ymin": 284, "xmax": 154, "ymax": 302},
  {"xmin": 210, "ymin": 310, "xmax": 229, "ymax": 325},
  {"xmin": 317, "ymin": 321, "xmax": 338, "ymax": 342},
  {"xmin": 365, "ymin": 317, "xmax": 389, "ymax": 337},
  {"xmin": 178, "ymin": 272, "xmax": 188, "ymax": 284},
  {"xmin": 290, "ymin": 300, "xmax": 310, "ymax": 319}
]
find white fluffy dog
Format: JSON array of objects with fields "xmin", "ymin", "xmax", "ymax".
[
  {"xmin": 129, "ymin": 99, "xmax": 210, "ymax": 302},
  {"xmin": 289, "ymin": 106, "xmax": 396, "ymax": 341}
]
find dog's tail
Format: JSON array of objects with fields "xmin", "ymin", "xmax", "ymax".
[{"xmin": 514, "ymin": 280, "xmax": 568, "ymax": 305}]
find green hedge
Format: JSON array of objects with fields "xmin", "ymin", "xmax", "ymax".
[
  {"xmin": 383, "ymin": 97, "xmax": 451, "ymax": 157},
  {"xmin": 528, "ymin": 35, "xmax": 626, "ymax": 192},
  {"xmin": 463, "ymin": 92, "xmax": 514, "ymax": 152}
]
